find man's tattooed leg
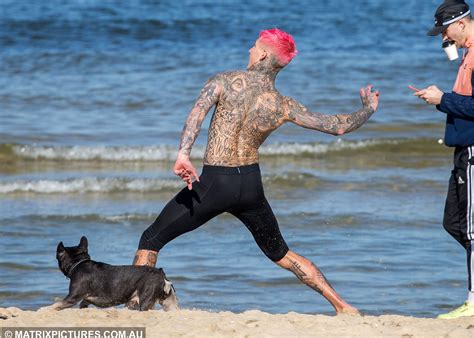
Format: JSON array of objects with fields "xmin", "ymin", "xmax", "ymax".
[
  {"xmin": 132, "ymin": 249, "xmax": 158, "ymax": 267},
  {"xmin": 288, "ymin": 259, "xmax": 335, "ymax": 294},
  {"xmin": 126, "ymin": 249, "xmax": 158, "ymax": 309},
  {"xmin": 125, "ymin": 250, "xmax": 158, "ymax": 310},
  {"xmin": 276, "ymin": 250, "xmax": 359, "ymax": 315}
]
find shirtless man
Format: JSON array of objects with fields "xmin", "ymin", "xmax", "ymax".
[{"xmin": 133, "ymin": 28, "xmax": 379, "ymax": 315}]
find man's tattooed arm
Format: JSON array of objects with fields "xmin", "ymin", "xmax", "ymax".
[
  {"xmin": 283, "ymin": 86, "xmax": 379, "ymax": 135},
  {"xmin": 177, "ymin": 75, "xmax": 222, "ymax": 158}
]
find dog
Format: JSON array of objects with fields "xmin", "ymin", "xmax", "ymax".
[{"xmin": 40, "ymin": 236, "xmax": 178, "ymax": 311}]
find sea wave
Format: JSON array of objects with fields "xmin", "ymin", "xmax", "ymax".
[
  {"xmin": 0, "ymin": 177, "xmax": 182, "ymax": 194},
  {"xmin": 0, "ymin": 138, "xmax": 439, "ymax": 163},
  {"xmin": 7, "ymin": 144, "xmax": 189, "ymax": 161},
  {"xmin": 0, "ymin": 171, "xmax": 444, "ymax": 195},
  {"xmin": 2, "ymin": 213, "xmax": 156, "ymax": 224}
]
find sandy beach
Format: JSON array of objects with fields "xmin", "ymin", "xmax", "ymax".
[
  {"xmin": 2, "ymin": 1, "xmax": 474, "ymax": 337},
  {"xmin": 1, "ymin": 307, "xmax": 473, "ymax": 338}
]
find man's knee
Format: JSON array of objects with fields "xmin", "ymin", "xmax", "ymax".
[
  {"xmin": 265, "ymin": 245, "xmax": 289, "ymax": 263},
  {"xmin": 443, "ymin": 215, "xmax": 472, "ymax": 246},
  {"xmin": 443, "ymin": 216, "xmax": 461, "ymax": 237},
  {"xmin": 138, "ymin": 227, "xmax": 164, "ymax": 252},
  {"xmin": 273, "ymin": 248, "xmax": 295, "ymax": 268}
]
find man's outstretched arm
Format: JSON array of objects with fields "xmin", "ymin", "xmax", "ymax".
[
  {"xmin": 174, "ymin": 75, "xmax": 222, "ymax": 189},
  {"xmin": 284, "ymin": 85, "xmax": 379, "ymax": 135}
]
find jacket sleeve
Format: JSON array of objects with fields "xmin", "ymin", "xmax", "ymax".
[{"xmin": 437, "ymin": 92, "xmax": 474, "ymax": 118}]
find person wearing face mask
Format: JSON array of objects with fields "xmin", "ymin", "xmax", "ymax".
[{"xmin": 415, "ymin": 0, "xmax": 474, "ymax": 319}]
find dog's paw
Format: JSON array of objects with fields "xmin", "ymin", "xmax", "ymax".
[
  {"xmin": 38, "ymin": 303, "xmax": 62, "ymax": 312},
  {"xmin": 38, "ymin": 305, "xmax": 55, "ymax": 312},
  {"xmin": 125, "ymin": 300, "xmax": 139, "ymax": 311}
]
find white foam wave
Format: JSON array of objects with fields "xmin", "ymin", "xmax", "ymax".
[
  {"xmin": 0, "ymin": 177, "xmax": 183, "ymax": 194},
  {"xmin": 13, "ymin": 145, "xmax": 205, "ymax": 161},
  {"xmin": 260, "ymin": 139, "xmax": 399, "ymax": 156},
  {"xmin": 18, "ymin": 213, "xmax": 155, "ymax": 222},
  {"xmin": 12, "ymin": 139, "xmax": 400, "ymax": 162}
]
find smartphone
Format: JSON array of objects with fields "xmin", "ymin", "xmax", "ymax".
[{"xmin": 408, "ymin": 85, "xmax": 421, "ymax": 92}]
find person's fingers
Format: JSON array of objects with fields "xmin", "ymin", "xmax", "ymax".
[
  {"xmin": 370, "ymin": 89, "xmax": 379, "ymax": 97},
  {"xmin": 420, "ymin": 94, "xmax": 430, "ymax": 104},
  {"xmin": 191, "ymin": 168, "xmax": 200, "ymax": 182}
]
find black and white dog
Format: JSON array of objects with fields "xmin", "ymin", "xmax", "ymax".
[{"xmin": 40, "ymin": 236, "xmax": 178, "ymax": 311}]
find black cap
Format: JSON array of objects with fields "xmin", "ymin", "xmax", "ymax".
[{"xmin": 427, "ymin": 0, "xmax": 471, "ymax": 36}]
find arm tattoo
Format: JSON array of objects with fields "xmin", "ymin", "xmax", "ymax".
[
  {"xmin": 285, "ymin": 97, "xmax": 375, "ymax": 135},
  {"xmin": 178, "ymin": 76, "xmax": 221, "ymax": 157}
]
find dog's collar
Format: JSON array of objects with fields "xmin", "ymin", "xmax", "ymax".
[{"xmin": 66, "ymin": 259, "xmax": 90, "ymax": 279}]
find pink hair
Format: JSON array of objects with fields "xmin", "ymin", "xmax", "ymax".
[{"xmin": 259, "ymin": 28, "xmax": 298, "ymax": 67}]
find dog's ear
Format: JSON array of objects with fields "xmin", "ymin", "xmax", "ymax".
[
  {"xmin": 57, "ymin": 242, "xmax": 66, "ymax": 256},
  {"xmin": 79, "ymin": 236, "xmax": 88, "ymax": 250}
]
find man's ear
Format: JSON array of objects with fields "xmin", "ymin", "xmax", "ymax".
[{"xmin": 259, "ymin": 50, "xmax": 267, "ymax": 61}]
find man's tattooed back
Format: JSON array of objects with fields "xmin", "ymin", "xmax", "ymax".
[
  {"xmin": 204, "ymin": 65, "xmax": 287, "ymax": 166},
  {"xmin": 177, "ymin": 38, "xmax": 378, "ymax": 170},
  {"xmin": 198, "ymin": 64, "xmax": 378, "ymax": 166}
]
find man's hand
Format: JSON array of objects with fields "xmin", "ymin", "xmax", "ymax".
[
  {"xmin": 173, "ymin": 154, "xmax": 200, "ymax": 190},
  {"xmin": 360, "ymin": 85, "xmax": 380, "ymax": 113},
  {"xmin": 414, "ymin": 85, "xmax": 443, "ymax": 105}
]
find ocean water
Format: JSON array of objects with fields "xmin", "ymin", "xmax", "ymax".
[{"xmin": 0, "ymin": 0, "xmax": 468, "ymax": 316}]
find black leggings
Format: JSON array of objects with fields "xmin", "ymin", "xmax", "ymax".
[{"xmin": 138, "ymin": 164, "xmax": 289, "ymax": 262}]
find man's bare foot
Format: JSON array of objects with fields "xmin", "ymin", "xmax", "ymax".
[{"xmin": 337, "ymin": 306, "xmax": 360, "ymax": 316}]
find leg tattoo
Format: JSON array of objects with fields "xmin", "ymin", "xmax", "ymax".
[
  {"xmin": 277, "ymin": 250, "xmax": 359, "ymax": 315},
  {"xmin": 289, "ymin": 259, "xmax": 330, "ymax": 295},
  {"xmin": 132, "ymin": 249, "xmax": 158, "ymax": 267}
]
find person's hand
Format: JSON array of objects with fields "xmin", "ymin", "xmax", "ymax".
[
  {"xmin": 173, "ymin": 154, "xmax": 200, "ymax": 190},
  {"xmin": 414, "ymin": 85, "xmax": 443, "ymax": 105},
  {"xmin": 360, "ymin": 85, "xmax": 380, "ymax": 112}
]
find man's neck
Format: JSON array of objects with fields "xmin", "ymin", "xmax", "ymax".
[
  {"xmin": 462, "ymin": 24, "xmax": 474, "ymax": 48},
  {"xmin": 248, "ymin": 58, "xmax": 280, "ymax": 84}
]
